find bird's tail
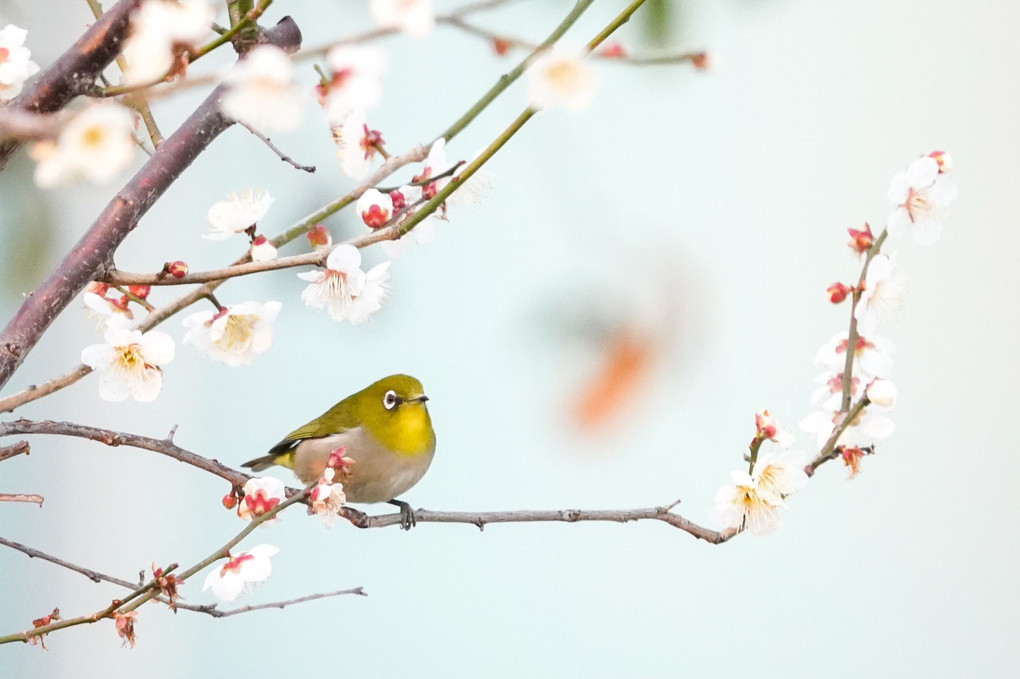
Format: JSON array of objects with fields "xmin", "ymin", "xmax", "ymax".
[{"xmin": 241, "ymin": 453, "xmax": 282, "ymax": 472}]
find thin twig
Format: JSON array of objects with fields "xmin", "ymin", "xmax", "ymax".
[
  {"xmin": 204, "ymin": 589, "xmax": 367, "ymax": 617},
  {"xmin": 240, "ymin": 121, "xmax": 316, "ymax": 173},
  {"xmin": 0, "ymin": 494, "xmax": 43, "ymax": 506},
  {"xmin": 0, "ymin": 440, "xmax": 30, "ymax": 462}
]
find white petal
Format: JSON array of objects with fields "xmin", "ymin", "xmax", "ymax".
[
  {"xmin": 139, "ymin": 331, "xmax": 175, "ymax": 365},
  {"xmin": 326, "ymin": 244, "xmax": 362, "ymax": 272}
]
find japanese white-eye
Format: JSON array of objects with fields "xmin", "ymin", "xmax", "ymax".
[{"xmin": 242, "ymin": 374, "xmax": 435, "ymax": 528}]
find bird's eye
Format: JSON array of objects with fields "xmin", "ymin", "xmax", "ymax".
[{"xmin": 383, "ymin": 390, "xmax": 401, "ymax": 410}]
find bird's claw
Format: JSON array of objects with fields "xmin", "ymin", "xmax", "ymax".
[{"xmin": 388, "ymin": 499, "xmax": 416, "ymax": 530}]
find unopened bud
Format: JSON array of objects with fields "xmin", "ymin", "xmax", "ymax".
[
  {"xmin": 847, "ymin": 223, "xmax": 874, "ymax": 255},
  {"xmin": 306, "ymin": 224, "xmax": 332, "ymax": 250},
  {"xmin": 128, "ymin": 285, "xmax": 150, "ymax": 300},
  {"xmin": 389, "ymin": 189, "xmax": 407, "ymax": 210},
  {"xmin": 491, "ymin": 38, "xmax": 512, "ymax": 56},
  {"xmin": 221, "ymin": 493, "xmax": 237, "ymax": 510},
  {"xmin": 598, "ymin": 42, "xmax": 626, "ymax": 58},
  {"xmin": 250, "ymin": 235, "xmax": 278, "ymax": 262},
  {"xmin": 827, "ymin": 282, "xmax": 851, "ymax": 304},
  {"xmin": 928, "ymin": 150, "xmax": 952, "ymax": 173},
  {"xmin": 865, "ymin": 378, "xmax": 896, "ymax": 407},
  {"xmin": 691, "ymin": 52, "xmax": 710, "ymax": 71},
  {"xmin": 163, "ymin": 260, "xmax": 188, "ymax": 278}
]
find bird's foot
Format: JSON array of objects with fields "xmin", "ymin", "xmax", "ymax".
[{"xmin": 388, "ymin": 499, "xmax": 416, "ymax": 530}]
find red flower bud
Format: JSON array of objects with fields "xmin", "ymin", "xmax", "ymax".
[
  {"xmin": 163, "ymin": 260, "xmax": 188, "ymax": 278},
  {"xmin": 221, "ymin": 493, "xmax": 237, "ymax": 510},
  {"xmin": 847, "ymin": 223, "xmax": 874, "ymax": 254},
  {"xmin": 691, "ymin": 52, "xmax": 710, "ymax": 71},
  {"xmin": 306, "ymin": 224, "xmax": 331, "ymax": 247},
  {"xmin": 86, "ymin": 281, "xmax": 109, "ymax": 297},
  {"xmin": 491, "ymin": 38, "xmax": 512, "ymax": 56},
  {"xmin": 827, "ymin": 282, "xmax": 851, "ymax": 304},
  {"xmin": 128, "ymin": 285, "xmax": 150, "ymax": 300},
  {"xmin": 599, "ymin": 42, "xmax": 626, "ymax": 58}
]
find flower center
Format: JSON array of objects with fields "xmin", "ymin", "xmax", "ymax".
[
  {"xmin": 82, "ymin": 125, "xmax": 106, "ymax": 148},
  {"xmin": 905, "ymin": 187, "xmax": 932, "ymax": 223},
  {"xmin": 117, "ymin": 343, "xmax": 145, "ymax": 370},
  {"xmin": 221, "ymin": 552, "xmax": 254, "ymax": 576},
  {"xmin": 217, "ymin": 314, "xmax": 255, "ymax": 350},
  {"xmin": 0, "ymin": 47, "xmax": 9, "ymax": 64}
]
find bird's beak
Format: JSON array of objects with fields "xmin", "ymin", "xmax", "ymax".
[{"xmin": 409, "ymin": 394, "xmax": 429, "ymax": 403}]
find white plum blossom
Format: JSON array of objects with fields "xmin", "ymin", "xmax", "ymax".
[
  {"xmin": 202, "ymin": 544, "xmax": 279, "ymax": 602},
  {"xmin": 298, "ymin": 244, "xmax": 390, "ymax": 323},
  {"xmin": 814, "ymin": 332, "xmax": 895, "ymax": 382},
  {"xmin": 321, "ymin": 46, "xmax": 386, "ymax": 124},
  {"xmin": 80, "ymin": 323, "xmax": 175, "ymax": 402},
  {"xmin": 221, "ymin": 45, "xmax": 306, "ymax": 132},
  {"xmin": 713, "ymin": 470, "xmax": 782, "ymax": 536},
  {"xmin": 356, "ymin": 188, "xmax": 393, "ymax": 228},
  {"xmin": 865, "ymin": 378, "xmax": 897, "ymax": 408},
  {"xmin": 811, "ymin": 371, "xmax": 861, "ymax": 412},
  {"xmin": 754, "ymin": 409, "xmax": 796, "ymax": 449},
  {"xmin": 0, "ymin": 24, "xmax": 40, "ymax": 101},
  {"xmin": 182, "ymin": 300, "xmax": 281, "ymax": 366},
  {"xmin": 236, "ymin": 476, "xmax": 286, "ymax": 522},
  {"xmin": 753, "ymin": 451, "xmax": 808, "ymax": 504},
  {"xmin": 310, "ymin": 468, "xmax": 347, "ymax": 528},
  {"xmin": 334, "ymin": 108, "xmax": 378, "ymax": 179},
  {"xmin": 205, "ymin": 189, "xmax": 274, "ymax": 240},
  {"xmin": 854, "ymin": 253, "xmax": 907, "ymax": 334},
  {"xmin": 887, "ymin": 155, "xmax": 957, "ymax": 245},
  {"xmin": 526, "ymin": 44, "xmax": 596, "ymax": 112},
  {"xmin": 31, "ymin": 105, "xmax": 137, "ymax": 188},
  {"xmin": 370, "ymin": 0, "xmax": 435, "ymax": 38},
  {"xmin": 121, "ymin": 0, "xmax": 215, "ymax": 85},
  {"xmin": 250, "ymin": 236, "xmax": 278, "ymax": 262}
]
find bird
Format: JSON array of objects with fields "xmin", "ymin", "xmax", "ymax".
[{"xmin": 242, "ymin": 374, "xmax": 435, "ymax": 529}]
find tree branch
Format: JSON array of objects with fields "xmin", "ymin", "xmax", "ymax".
[
  {"xmin": 0, "ymin": 0, "xmax": 141, "ymax": 169},
  {"xmin": 0, "ymin": 19, "xmax": 303, "ymax": 393},
  {"xmin": 0, "ymin": 440, "xmax": 30, "ymax": 462}
]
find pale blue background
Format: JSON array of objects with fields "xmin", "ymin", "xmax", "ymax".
[{"xmin": 1, "ymin": 1, "xmax": 1018, "ymax": 677}]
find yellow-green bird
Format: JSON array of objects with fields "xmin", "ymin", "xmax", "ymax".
[{"xmin": 242, "ymin": 374, "xmax": 435, "ymax": 528}]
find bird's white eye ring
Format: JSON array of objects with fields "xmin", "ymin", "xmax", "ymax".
[{"xmin": 383, "ymin": 390, "xmax": 401, "ymax": 410}]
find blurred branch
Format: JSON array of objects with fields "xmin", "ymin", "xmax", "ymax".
[
  {"xmin": 0, "ymin": 494, "xmax": 43, "ymax": 505},
  {"xmin": 0, "ymin": 440, "xmax": 30, "ymax": 462},
  {"xmin": 239, "ymin": 121, "xmax": 316, "ymax": 173},
  {"xmin": 0, "ymin": 18, "xmax": 303, "ymax": 393},
  {"xmin": 0, "ymin": 0, "xmax": 140, "ymax": 169}
]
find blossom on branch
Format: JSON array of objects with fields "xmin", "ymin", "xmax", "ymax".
[
  {"xmin": 31, "ymin": 105, "xmax": 137, "ymax": 188},
  {"xmin": 333, "ymin": 108, "xmax": 383, "ymax": 179},
  {"xmin": 799, "ymin": 406, "xmax": 894, "ymax": 449},
  {"xmin": 887, "ymin": 155, "xmax": 957, "ymax": 245},
  {"xmin": 814, "ymin": 332, "xmax": 894, "ymax": 382},
  {"xmin": 237, "ymin": 476, "xmax": 286, "ymax": 522},
  {"xmin": 121, "ymin": 0, "xmax": 215, "ymax": 85},
  {"xmin": 250, "ymin": 235, "xmax": 278, "ymax": 262},
  {"xmin": 205, "ymin": 188, "xmax": 274, "ymax": 240},
  {"xmin": 297, "ymin": 244, "xmax": 390, "ymax": 323},
  {"xmin": 221, "ymin": 46, "xmax": 306, "ymax": 133},
  {"xmin": 0, "ymin": 24, "xmax": 40, "ymax": 101},
  {"xmin": 80, "ymin": 322, "xmax": 175, "ymax": 402},
  {"xmin": 854, "ymin": 253, "xmax": 907, "ymax": 334},
  {"xmin": 370, "ymin": 0, "xmax": 434, "ymax": 38},
  {"xmin": 321, "ymin": 46, "xmax": 386, "ymax": 124},
  {"xmin": 182, "ymin": 300, "xmax": 281, "ymax": 366},
  {"xmin": 202, "ymin": 544, "xmax": 279, "ymax": 602},
  {"xmin": 357, "ymin": 188, "xmax": 393, "ymax": 228},
  {"xmin": 526, "ymin": 44, "xmax": 596, "ymax": 112}
]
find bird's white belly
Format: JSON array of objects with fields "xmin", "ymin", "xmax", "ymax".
[{"xmin": 291, "ymin": 428, "xmax": 434, "ymax": 504}]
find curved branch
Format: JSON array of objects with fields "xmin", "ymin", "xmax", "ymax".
[{"xmin": 0, "ymin": 0, "xmax": 141, "ymax": 169}]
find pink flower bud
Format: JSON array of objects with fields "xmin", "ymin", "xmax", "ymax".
[
  {"xmin": 306, "ymin": 224, "xmax": 332, "ymax": 248},
  {"xmin": 128, "ymin": 285, "xmax": 150, "ymax": 300},
  {"xmin": 928, "ymin": 150, "xmax": 952, "ymax": 173},
  {"xmin": 491, "ymin": 38, "xmax": 512, "ymax": 56},
  {"xmin": 86, "ymin": 281, "xmax": 109, "ymax": 297},
  {"xmin": 599, "ymin": 42, "xmax": 626, "ymax": 58},
  {"xmin": 847, "ymin": 223, "xmax": 874, "ymax": 254},
  {"xmin": 691, "ymin": 52, "xmax": 710, "ymax": 71},
  {"xmin": 163, "ymin": 260, "xmax": 188, "ymax": 278},
  {"xmin": 827, "ymin": 282, "xmax": 851, "ymax": 304},
  {"xmin": 222, "ymin": 494, "xmax": 237, "ymax": 510}
]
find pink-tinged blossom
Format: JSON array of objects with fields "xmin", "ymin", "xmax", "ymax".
[
  {"xmin": 799, "ymin": 407, "xmax": 894, "ymax": 449},
  {"xmin": 202, "ymin": 544, "xmax": 279, "ymax": 601},
  {"xmin": 526, "ymin": 44, "xmax": 596, "ymax": 112},
  {"xmin": 221, "ymin": 46, "xmax": 306, "ymax": 132},
  {"xmin": 847, "ymin": 223, "xmax": 874, "ymax": 255},
  {"xmin": 754, "ymin": 410, "xmax": 795, "ymax": 449},
  {"xmin": 370, "ymin": 0, "xmax": 434, "ymax": 38},
  {"xmin": 887, "ymin": 155, "xmax": 957, "ymax": 245},
  {"xmin": 0, "ymin": 24, "xmax": 40, "ymax": 101},
  {"xmin": 205, "ymin": 189, "xmax": 274, "ymax": 240},
  {"xmin": 321, "ymin": 46, "xmax": 386, "ymax": 124},
  {"xmin": 297, "ymin": 244, "xmax": 390, "ymax": 323},
  {"xmin": 31, "ymin": 105, "xmax": 137, "ymax": 188},
  {"xmin": 250, "ymin": 235, "xmax": 278, "ymax": 262},
  {"xmin": 334, "ymin": 109, "xmax": 382, "ymax": 179},
  {"xmin": 121, "ymin": 0, "xmax": 215, "ymax": 85},
  {"xmin": 310, "ymin": 467, "xmax": 347, "ymax": 528},
  {"xmin": 182, "ymin": 300, "xmax": 281, "ymax": 366},
  {"xmin": 356, "ymin": 188, "xmax": 393, "ymax": 229},
  {"xmin": 236, "ymin": 476, "xmax": 286, "ymax": 522},
  {"xmin": 814, "ymin": 332, "xmax": 894, "ymax": 382},
  {"xmin": 80, "ymin": 323, "xmax": 175, "ymax": 402},
  {"xmin": 307, "ymin": 224, "xmax": 333, "ymax": 251},
  {"xmin": 811, "ymin": 371, "xmax": 861, "ymax": 411},
  {"xmin": 854, "ymin": 253, "xmax": 907, "ymax": 334}
]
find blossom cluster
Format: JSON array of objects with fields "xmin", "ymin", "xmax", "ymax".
[{"xmin": 713, "ymin": 153, "xmax": 956, "ymax": 532}]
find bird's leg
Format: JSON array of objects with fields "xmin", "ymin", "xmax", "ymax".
[{"xmin": 388, "ymin": 499, "xmax": 416, "ymax": 530}]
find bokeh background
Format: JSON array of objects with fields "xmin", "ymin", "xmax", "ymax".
[{"xmin": 2, "ymin": 0, "xmax": 1018, "ymax": 677}]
